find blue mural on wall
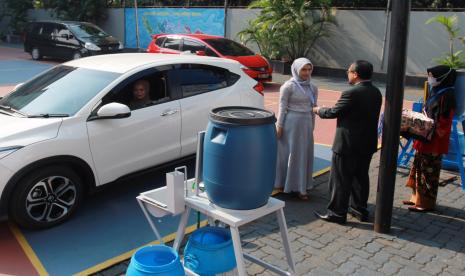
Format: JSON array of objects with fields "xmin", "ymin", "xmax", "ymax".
[{"xmin": 125, "ymin": 8, "xmax": 225, "ymax": 49}]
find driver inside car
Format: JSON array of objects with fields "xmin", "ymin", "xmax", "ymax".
[{"xmin": 129, "ymin": 79, "xmax": 152, "ymax": 110}]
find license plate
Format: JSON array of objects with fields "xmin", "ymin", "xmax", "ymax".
[{"xmin": 258, "ymin": 73, "xmax": 269, "ymax": 78}]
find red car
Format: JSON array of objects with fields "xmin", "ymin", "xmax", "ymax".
[{"xmin": 147, "ymin": 34, "xmax": 273, "ymax": 82}]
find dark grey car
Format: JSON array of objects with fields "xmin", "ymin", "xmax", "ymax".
[{"xmin": 24, "ymin": 21, "xmax": 123, "ymax": 60}]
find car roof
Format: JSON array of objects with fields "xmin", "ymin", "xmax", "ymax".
[
  {"xmin": 63, "ymin": 53, "xmax": 240, "ymax": 73},
  {"xmin": 28, "ymin": 20, "xmax": 95, "ymax": 26},
  {"xmin": 159, "ymin": 34, "xmax": 224, "ymax": 40}
]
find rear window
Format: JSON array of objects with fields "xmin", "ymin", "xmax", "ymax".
[
  {"xmin": 163, "ymin": 38, "xmax": 181, "ymax": 51},
  {"xmin": 174, "ymin": 64, "xmax": 240, "ymax": 97},
  {"xmin": 26, "ymin": 23, "xmax": 40, "ymax": 35},
  {"xmin": 40, "ymin": 23, "xmax": 56, "ymax": 37},
  {"xmin": 204, "ymin": 38, "xmax": 255, "ymax": 56},
  {"xmin": 182, "ymin": 39, "xmax": 205, "ymax": 53},
  {"xmin": 155, "ymin": 37, "xmax": 165, "ymax": 46}
]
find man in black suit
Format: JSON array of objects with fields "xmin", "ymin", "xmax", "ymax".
[{"xmin": 313, "ymin": 60, "xmax": 382, "ymax": 224}]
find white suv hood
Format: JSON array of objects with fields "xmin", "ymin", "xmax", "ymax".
[{"xmin": 0, "ymin": 114, "xmax": 62, "ymax": 147}]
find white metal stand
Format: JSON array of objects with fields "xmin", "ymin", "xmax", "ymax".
[{"xmin": 137, "ymin": 180, "xmax": 296, "ymax": 276}]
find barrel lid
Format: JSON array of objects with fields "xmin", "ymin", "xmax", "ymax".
[{"xmin": 210, "ymin": 106, "xmax": 276, "ymax": 125}]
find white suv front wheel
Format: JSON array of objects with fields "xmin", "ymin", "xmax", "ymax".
[{"xmin": 9, "ymin": 166, "xmax": 83, "ymax": 229}]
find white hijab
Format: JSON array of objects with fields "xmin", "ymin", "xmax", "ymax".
[
  {"xmin": 290, "ymin": 57, "xmax": 315, "ymax": 104},
  {"xmin": 291, "ymin": 57, "xmax": 313, "ymax": 85}
]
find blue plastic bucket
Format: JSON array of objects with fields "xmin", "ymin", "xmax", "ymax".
[
  {"xmin": 184, "ymin": 227, "xmax": 236, "ymax": 275},
  {"xmin": 454, "ymin": 69, "xmax": 465, "ymax": 116},
  {"xmin": 203, "ymin": 106, "xmax": 277, "ymax": 210},
  {"xmin": 126, "ymin": 245, "xmax": 185, "ymax": 276}
]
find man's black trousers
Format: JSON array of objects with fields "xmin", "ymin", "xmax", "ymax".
[{"xmin": 327, "ymin": 152, "xmax": 373, "ymax": 217}]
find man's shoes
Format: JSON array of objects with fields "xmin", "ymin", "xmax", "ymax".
[
  {"xmin": 348, "ymin": 207, "xmax": 369, "ymax": 222},
  {"xmin": 314, "ymin": 211, "xmax": 346, "ymax": 224}
]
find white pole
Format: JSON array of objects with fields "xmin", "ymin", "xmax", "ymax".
[{"xmin": 134, "ymin": 0, "xmax": 140, "ymax": 49}]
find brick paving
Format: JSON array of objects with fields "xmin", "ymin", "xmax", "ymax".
[{"xmin": 95, "ymin": 150, "xmax": 465, "ymax": 275}]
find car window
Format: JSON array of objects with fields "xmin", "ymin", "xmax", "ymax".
[
  {"xmin": 68, "ymin": 23, "xmax": 107, "ymax": 38},
  {"xmin": 102, "ymin": 69, "xmax": 171, "ymax": 111},
  {"xmin": 40, "ymin": 23, "xmax": 55, "ymax": 39},
  {"xmin": 32, "ymin": 24, "xmax": 42, "ymax": 35},
  {"xmin": 182, "ymin": 39, "xmax": 205, "ymax": 53},
  {"xmin": 26, "ymin": 23, "xmax": 40, "ymax": 36},
  {"xmin": 155, "ymin": 37, "xmax": 165, "ymax": 46},
  {"xmin": 205, "ymin": 47, "xmax": 219, "ymax": 57},
  {"xmin": 163, "ymin": 38, "xmax": 181, "ymax": 51},
  {"xmin": 54, "ymin": 25, "xmax": 72, "ymax": 42},
  {"xmin": 204, "ymin": 38, "xmax": 255, "ymax": 56},
  {"xmin": 173, "ymin": 64, "xmax": 240, "ymax": 98},
  {"xmin": 0, "ymin": 66, "xmax": 120, "ymax": 117}
]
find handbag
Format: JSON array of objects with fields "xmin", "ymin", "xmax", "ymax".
[{"xmin": 400, "ymin": 109, "xmax": 435, "ymax": 142}]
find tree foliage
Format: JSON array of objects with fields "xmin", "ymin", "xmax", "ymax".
[
  {"xmin": 426, "ymin": 14, "xmax": 465, "ymax": 69},
  {"xmin": 4, "ymin": 0, "xmax": 33, "ymax": 33},
  {"xmin": 40, "ymin": 0, "xmax": 107, "ymax": 22},
  {"xmin": 238, "ymin": 0, "xmax": 336, "ymax": 61}
]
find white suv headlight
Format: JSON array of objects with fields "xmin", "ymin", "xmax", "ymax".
[
  {"xmin": 85, "ymin": 42, "xmax": 101, "ymax": 51},
  {"xmin": 0, "ymin": 146, "xmax": 23, "ymax": 159}
]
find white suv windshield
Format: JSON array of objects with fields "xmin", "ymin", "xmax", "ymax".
[{"xmin": 0, "ymin": 65, "xmax": 120, "ymax": 117}]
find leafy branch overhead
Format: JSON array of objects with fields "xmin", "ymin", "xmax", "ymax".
[{"xmin": 238, "ymin": 0, "xmax": 336, "ymax": 61}]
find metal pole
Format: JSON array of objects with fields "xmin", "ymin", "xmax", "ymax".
[
  {"xmin": 375, "ymin": 0, "xmax": 411, "ymax": 234},
  {"xmin": 134, "ymin": 0, "xmax": 140, "ymax": 49},
  {"xmin": 380, "ymin": 0, "xmax": 392, "ymax": 70}
]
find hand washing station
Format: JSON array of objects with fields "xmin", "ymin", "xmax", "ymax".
[{"xmin": 136, "ymin": 107, "xmax": 296, "ymax": 276}]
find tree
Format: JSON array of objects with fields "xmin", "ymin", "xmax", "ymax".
[
  {"xmin": 238, "ymin": 0, "xmax": 336, "ymax": 61},
  {"xmin": 5, "ymin": 0, "xmax": 33, "ymax": 34},
  {"xmin": 42, "ymin": 0, "xmax": 108, "ymax": 23}
]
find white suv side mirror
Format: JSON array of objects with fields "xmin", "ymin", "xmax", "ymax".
[{"xmin": 95, "ymin": 103, "xmax": 131, "ymax": 119}]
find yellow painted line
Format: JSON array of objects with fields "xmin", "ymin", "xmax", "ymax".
[
  {"xmin": 315, "ymin": 142, "xmax": 333, "ymax": 147},
  {"xmin": 74, "ymin": 220, "xmax": 208, "ymax": 276},
  {"xmin": 8, "ymin": 223, "xmax": 49, "ymax": 276},
  {"xmin": 313, "ymin": 167, "xmax": 331, "ymax": 177}
]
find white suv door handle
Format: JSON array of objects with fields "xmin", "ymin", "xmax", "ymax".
[{"xmin": 161, "ymin": 109, "xmax": 178, "ymax": 116}]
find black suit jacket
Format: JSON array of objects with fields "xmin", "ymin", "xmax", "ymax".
[{"xmin": 318, "ymin": 81, "xmax": 382, "ymax": 155}]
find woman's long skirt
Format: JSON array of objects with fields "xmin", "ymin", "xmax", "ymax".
[
  {"xmin": 275, "ymin": 111, "xmax": 314, "ymax": 195},
  {"xmin": 406, "ymin": 152, "xmax": 442, "ymax": 209}
]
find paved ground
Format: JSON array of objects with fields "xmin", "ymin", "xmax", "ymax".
[{"xmin": 96, "ymin": 151, "xmax": 465, "ymax": 276}]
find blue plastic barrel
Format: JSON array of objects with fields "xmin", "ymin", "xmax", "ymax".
[
  {"xmin": 126, "ymin": 245, "xmax": 185, "ymax": 276},
  {"xmin": 203, "ymin": 106, "xmax": 277, "ymax": 210},
  {"xmin": 455, "ymin": 69, "xmax": 465, "ymax": 116},
  {"xmin": 184, "ymin": 227, "xmax": 236, "ymax": 275}
]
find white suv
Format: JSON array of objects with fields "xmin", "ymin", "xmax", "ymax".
[{"xmin": 0, "ymin": 53, "xmax": 264, "ymax": 229}]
